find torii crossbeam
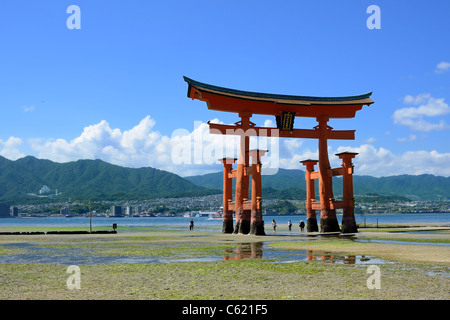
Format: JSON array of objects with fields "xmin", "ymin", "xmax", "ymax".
[{"xmin": 184, "ymin": 76, "xmax": 374, "ymax": 234}]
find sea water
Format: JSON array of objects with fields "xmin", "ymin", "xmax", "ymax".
[{"xmin": 0, "ymin": 213, "xmax": 449, "ymax": 230}]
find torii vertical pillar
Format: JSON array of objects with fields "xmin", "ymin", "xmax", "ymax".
[
  {"xmin": 337, "ymin": 152, "xmax": 358, "ymax": 233},
  {"xmin": 234, "ymin": 112, "xmax": 252, "ymax": 235},
  {"xmin": 220, "ymin": 157, "xmax": 237, "ymax": 234},
  {"xmin": 300, "ymin": 159, "xmax": 319, "ymax": 232},
  {"xmin": 317, "ymin": 116, "xmax": 341, "ymax": 233},
  {"xmin": 249, "ymin": 149, "xmax": 267, "ymax": 235}
]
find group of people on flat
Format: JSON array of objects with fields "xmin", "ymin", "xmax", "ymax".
[
  {"xmin": 272, "ymin": 219, "xmax": 305, "ymax": 233},
  {"xmin": 189, "ymin": 218, "xmax": 306, "ymax": 233}
]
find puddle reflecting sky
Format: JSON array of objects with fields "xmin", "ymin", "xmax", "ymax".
[
  {"xmin": 222, "ymin": 242, "xmax": 390, "ymax": 265},
  {"xmin": 0, "ymin": 241, "xmax": 392, "ymax": 266}
]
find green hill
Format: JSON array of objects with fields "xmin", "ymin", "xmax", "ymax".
[
  {"xmin": 186, "ymin": 169, "xmax": 450, "ymax": 201},
  {"xmin": 185, "ymin": 168, "xmax": 305, "ymax": 190},
  {"xmin": 185, "ymin": 169, "xmax": 307, "ymax": 200},
  {"xmin": 0, "ymin": 156, "xmax": 217, "ymax": 203},
  {"xmin": 1, "ymin": 155, "xmax": 448, "ymax": 204}
]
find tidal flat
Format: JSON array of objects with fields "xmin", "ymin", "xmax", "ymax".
[{"xmin": 0, "ymin": 225, "xmax": 448, "ymax": 300}]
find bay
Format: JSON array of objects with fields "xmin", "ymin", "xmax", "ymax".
[{"xmin": 0, "ymin": 213, "xmax": 449, "ymax": 230}]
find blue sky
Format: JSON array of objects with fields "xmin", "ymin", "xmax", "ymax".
[{"xmin": 0, "ymin": 0, "xmax": 449, "ymax": 177}]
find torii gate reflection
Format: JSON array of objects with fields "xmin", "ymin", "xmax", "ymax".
[{"xmin": 184, "ymin": 77, "xmax": 374, "ymax": 234}]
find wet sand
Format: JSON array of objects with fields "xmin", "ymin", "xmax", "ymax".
[{"xmin": 0, "ymin": 224, "xmax": 448, "ymax": 300}]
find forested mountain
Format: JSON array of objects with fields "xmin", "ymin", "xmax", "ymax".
[
  {"xmin": 1, "ymin": 155, "xmax": 448, "ymax": 204},
  {"xmin": 0, "ymin": 156, "xmax": 216, "ymax": 203}
]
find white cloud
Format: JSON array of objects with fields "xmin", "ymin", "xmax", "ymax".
[
  {"xmin": 334, "ymin": 144, "xmax": 396, "ymax": 177},
  {"xmin": 283, "ymin": 139, "xmax": 303, "ymax": 155},
  {"xmin": 364, "ymin": 137, "xmax": 377, "ymax": 143},
  {"xmin": 278, "ymin": 144, "xmax": 393, "ymax": 176},
  {"xmin": 403, "ymin": 93, "xmax": 430, "ymax": 105},
  {"xmin": 29, "ymin": 116, "xmax": 278, "ymax": 176},
  {"xmin": 23, "ymin": 105, "xmax": 35, "ymax": 112},
  {"xmin": 279, "ymin": 148, "xmax": 318, "ymax": 170},
  {"xmin": 31, "ymin": 116, "xmax": 164, "ymax": 168},
  {"xmin": 278, "ymin": 143, "xmax": 450, "ymax": 177},
  {"xmin": 435, "ymin": 61, "xmax": 450, "ymax": 74},
  {"xmin": 399, "ymin": 150, "xmax": 450, "ymax": 176},
  {"xmin": 263, "ymin": 119, "xmax": 275, "ymax": 127},
  {"xmin": 333, "ymin": 144, "xmax": 450, "ymax": 177},
  {"xmin": 396, "ymin": 134, "xmax": 417, "ymax": 142},
  {"xmin": 0, "ymin": 137, "xmax": 25, "ymax": 160},
  {"xmin": 25, "ymin": 116, "xmax": 450, "ymax": 177},
  {"xmin": 393, "ymin": 94, "xmax": 450, "ymax": 131},
  {"xmin": 171, "ymin": 119, "xmax": 280, "ymax": 176}
]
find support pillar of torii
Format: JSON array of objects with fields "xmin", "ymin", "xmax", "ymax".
[
  {"xmin": 219, "ymin": 149, "xmax": 267, "ymax": 236},
  {"xmin": 219, "ymin": 157, "xmax": 236, "ymax": 234},
  {"xmin": 248, "ymin": 149, "xmax": 267, "ymax": 235},
  {"xmin": 300, "ymin": 151, "xmax": 358, "ymax": 233}
]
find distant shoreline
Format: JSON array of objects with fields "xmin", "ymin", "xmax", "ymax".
[{"xmin": 1, "ymin": 211, "xmax": 450, "ymax": 220}]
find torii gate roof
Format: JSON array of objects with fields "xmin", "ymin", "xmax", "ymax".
[{"xmin": 184, "ymin": 76, "xmax": 373, "ymax": 119}]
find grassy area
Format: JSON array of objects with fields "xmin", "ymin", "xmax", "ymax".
[
  {"xmin": 361, "ymin": 237, "xmax": 450, "ymax": 243},
  {"xmin": 0, "ymin": 227, "xmax": 449, "ymax": 300},
  {"xmin": 0, "ymin": 257, "xmax": 448, "ymax": 300}
]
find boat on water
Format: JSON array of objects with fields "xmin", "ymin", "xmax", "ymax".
[
  {"xmin": 197, "ymin": 211, "xmax": 215, "ymax": 217},
  {"xmin": 209, "ymin": 210, "xmax": 222, "ymax": 219},
  {"xmin": 208, "ymin": 208, "xmax": 236, "ymax": 220},
  {"xmin": 182, "ymin": 211, "xmax": 213, "ymax": 218}
]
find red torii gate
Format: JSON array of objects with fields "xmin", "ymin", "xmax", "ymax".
[{"xmin": 184, "ymin": 76, "xmax": 374, "ymax": 234}]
